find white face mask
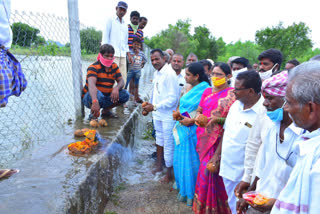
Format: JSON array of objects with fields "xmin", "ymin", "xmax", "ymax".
[
  {"xmin": 259, "ymin": 63, "xmax": 278, "ymax": 80},
  {"xmin": 232, "ymin": 67, "xmax": 247, "ymax": 78}
]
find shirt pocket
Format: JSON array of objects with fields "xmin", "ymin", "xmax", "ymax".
[{"xmin": 231, "ymin": 121, "xmax": 252, "ymax": 144}]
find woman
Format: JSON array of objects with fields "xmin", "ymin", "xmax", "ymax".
[
  {"xmin": 192, "ymin": 63, "xmax": 236, "ymax": 214},
  {"xmin": 173, "ymin": 62, "xmax": 211, "ymax": 206}
]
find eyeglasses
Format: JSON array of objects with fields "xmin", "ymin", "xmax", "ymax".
[{"xmin": 233, "ymin": 87, "xmax": 249, "ymax": 92}]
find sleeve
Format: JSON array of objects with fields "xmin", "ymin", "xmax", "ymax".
[
  {"xmin": 87, "ymin": 66, "xmax": 98, "ymax": 78},
  {"xmin": 125, "ymin": 27, "xmax": 129, "ymax": 52},
  {"xmin": 309, "ymin": 159, "xmax": 320, "ymax": 213},
  {"xmin": 156, "ymin": 73, "xmax": 179, "ymax": 110},
  {"xmin": 141, "ymin": 31, "xmax": 144, "ymax": 43},
  {"xmin": 242, "ymin": 111, "xmax": 264, "ymax": 183},
  {"xmin": 142, "ymin": 52, "xmax": 147, "ymax": 62},
  {"xmin": 101, "ymin": 18, "xmax": 112, "ymax": 45},
  {"xmin": 113, "ymin": 64, "xmax": 122, "ymax": 80}
]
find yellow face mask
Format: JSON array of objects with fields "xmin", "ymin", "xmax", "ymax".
[{"xmin": 211, "ymin": 76, "xmax": 226, "ymax": 88}]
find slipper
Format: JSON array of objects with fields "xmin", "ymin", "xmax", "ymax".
[
  {"xmin": 0, "ymin": 169, "xmax": 19, "ymax": 179},
  {"xmin": 101, "ymin": 110, "xmax": 118, "ymax": 118}
]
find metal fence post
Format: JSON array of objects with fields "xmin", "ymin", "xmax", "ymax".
[{"xmin": 68, "ymin": 0, "xmax": 84, "ymax": 118}]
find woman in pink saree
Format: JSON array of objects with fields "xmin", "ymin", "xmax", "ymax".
[{"xmin": 193, "ymin": 63, "xmax": 236, "ymax": 214}]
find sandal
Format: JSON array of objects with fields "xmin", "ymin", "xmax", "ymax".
[
  {"xmin": 0, "ymin": 169, "xmax": 19, "ymax": 179},
  {"xmin": 101, "ymin": 110, "xmax": 118, "ymax": 118}
]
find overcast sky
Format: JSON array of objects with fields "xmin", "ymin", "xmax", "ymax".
[{"xmin": 11, "ymin": 0, "xmax": 320, "ymax": 48}]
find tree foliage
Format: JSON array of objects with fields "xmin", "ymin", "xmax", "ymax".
[
  {"xmin": 11, "ymin": 22, "xmax": 41, "ymax": 47},
  {"xmin": 255, "ymin": 22, "xmax": 312, "ymax": 63},
  {"xmin": 80, "ymin": 27, "xmax": 102, "ymax": 54},
  {"xmin": 145, "ymin": 19, "xmax": 218, "ymax": 61}
]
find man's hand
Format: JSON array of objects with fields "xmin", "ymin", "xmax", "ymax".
[
  {"xmin": 143, "ymin": 104, "xmax": 154, "ymax": 112},
  {"xmin": 236, "ymin": 198, "xmax": 249, "ymax": 214},
  {"xmin": 234, "ymin": 181, "xmax": 250, "ymax": 198},
  {"xmin": 91, "ymin": 102, "xmax": 100, "ymax": 118},
  {"xmin": 179, "ymin": 117, "xmax": 194, "ymax": 126},
  {"xmin": 251, "ymin": 198, "xmax": 276, "ymax": 213},
  {"xmin": 110, "ymin": 88, "xmax": 119, "ymax": 103}
]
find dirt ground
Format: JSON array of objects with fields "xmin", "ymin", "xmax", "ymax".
[{"xmin": 104, "ymin": 179, "xmax": 193, "ymax": 214}]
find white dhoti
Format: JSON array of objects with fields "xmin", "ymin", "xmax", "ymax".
[
  {"xmin": 153, "ymin": 119, "xmax": 175, "ymax": 167},
  {"xmin": 223, "ymin": 177, "xmax": 240, "ymax": 214}
]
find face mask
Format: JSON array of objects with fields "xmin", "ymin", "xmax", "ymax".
[
  {"xmin": 97, "ymin": 53, "xmax": 115, "ymax": 67},
  {"xmin": 211, "ymin": 76, "xmax": 226, "ymax": 88},
  {"xmin": 266, "ymin": 100, "xmax": 286, "ymax": 122},
  {"xmin": 259, "ymin": 63, "xmax": 278, "ymax": 80}
]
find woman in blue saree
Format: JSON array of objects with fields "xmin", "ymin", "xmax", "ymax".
[{"xmin": 173, "ymin": 62, "xmax": 211, "ymax": 206}]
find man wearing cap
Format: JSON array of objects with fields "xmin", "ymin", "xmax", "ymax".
[
  {"xmin": 102, "ymin": 1, "xmax": 133, "ymax": 84},
  {"xmin": 236, "ymin": 71, "xmax": 303, "ymax": 214}
]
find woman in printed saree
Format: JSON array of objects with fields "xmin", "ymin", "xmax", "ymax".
[
  {"xmin": 192, "ymin": 63, "xmax": 236, "ymax": 214},
  {"xmin": 173, "ymin": 62, "xmax": 211, "ymax": 206}
]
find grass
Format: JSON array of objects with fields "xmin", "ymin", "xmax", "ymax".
[
  {"xmin": 109, "ymin": 182, "xmax": 126, "ymax": 207},
  {"xmin": 142, "ymin": 122, "xmax": 155, "ymax": 140}
]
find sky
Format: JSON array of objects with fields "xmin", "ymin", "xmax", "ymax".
[{"xmin": 11, "ymin": 0, "xmax": 320, "ymax": 48}]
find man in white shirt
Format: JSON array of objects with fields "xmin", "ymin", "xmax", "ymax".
[
  {"xmin": 236, "ymin": 71, "xmax": 303, "ymax": 214},
  {"xmin": 143, "ymin": 49, "xmax": 180, "ymax": 183},
  {"xmin": 101, "ymin": 1, "xmax": 133, "ymax": 84},
  {"xmin": 171, "ymin": 53, "xmax": 186, "ymax": 96},
  {"xmin": 219, "ymin": 70, "xmax": 264, "ymax": 214},
  {"xmin": 271, "ymin": 61, "xmax": 320, "ymax": 214}
]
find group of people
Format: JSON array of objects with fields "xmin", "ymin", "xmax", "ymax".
[
  {"xmin": 139, "ymin": 46, "xmax": 320, "ymax": 214},
  {"xmin": 79, "ymin": 1, "xmax": 320, "ymax": 214}
]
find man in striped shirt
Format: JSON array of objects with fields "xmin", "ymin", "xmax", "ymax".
[{"xmin": 82, "ymin": 44, "xmax": 129, "ymax": 119}]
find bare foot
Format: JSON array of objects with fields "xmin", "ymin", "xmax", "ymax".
[
  {"xmin": 160, "ymin": 174, "xmax": 173, "ymax": 183},
  {"xmin": 152, "ymin": 165, "xmax": 163, "ymax": 174}
]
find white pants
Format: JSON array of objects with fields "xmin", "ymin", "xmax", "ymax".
[
  {"xmin": 114, "ymin": 56, "xmax": 127, "ymax": 85},
  {"xmin": 223, "ymin": 177, "xmax": 240, "ymax": 214},
  {"xmin": 153, "ymin": 119, "xmax": 175, "ymax": 167}
]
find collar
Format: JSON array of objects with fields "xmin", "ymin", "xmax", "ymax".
[
  {"xmin": 158, "ymin": 63, "xmax": 169, "ymax": 74},
  {"xmin": 115, "ymin": 15, "xmax": 124, "ymax": 24},
  {"xmin": 297, "ymin": 128, "xmax": 320, "ymax": 156},
  {"xmin": 238, "ymin": 94, "xmax": 264, "ymax": 113}
]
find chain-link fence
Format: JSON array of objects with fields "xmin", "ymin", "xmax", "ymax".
[{"xmin": 0, "ymin": 9, "xmax": 97, "ymax": 167}]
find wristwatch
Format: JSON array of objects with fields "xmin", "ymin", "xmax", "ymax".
[{"xmin": 153, "ymin": 104, "xmax": 157, "ymax": 111}]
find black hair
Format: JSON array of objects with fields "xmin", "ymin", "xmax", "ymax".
[
  {"xmin": 258, "ymin": 48, "xmax": 283, "ymax": 68},
  {"xmin": 213, "ymin": 62, "xmax": 231, "ymax": 76},
  {"xmin": 173, "ymin": 53, "xmax": 184, "ymax": 60},
  {"xmin": 139, "ymin": 17, "xmax": 148, "ymax": 22},
  {"xmin": 100, "ymin": 44, "xmax": 115, "ymax": 55},
  {"xmin": 231, "ymin": 57, "xmax": 249, "ymax": 68},
  {"xmin": 186, "ymin": 62, "xmax": 211, "ymax": 86},
  {"xmin": 132, "ymin": 37, "xmax": 142, "ymax": 45},
  {"xmin": 187, "ymin": 53, "xmax": 198, "ymax": 61},
  {"xmin": 150, "ymin": 48, "xmax": 164, "ymax": 57},
  {"xmin": 236, "ymin": 70, "xmax": 262, "ymax": 93},
  {"xmin": 130, "ymin": 11, "xmax": 140, "ymax": 18},
  {"xmin": 199, "ymin": 59, "xmax": 213, "ymax": 71},
  {"xmin": 287, "ymin": 59, "xmax": 300, "ymax": 66}
]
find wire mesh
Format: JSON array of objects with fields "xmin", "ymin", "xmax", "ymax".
[{"xmin": 0, "ymin": 10, "xmax": 97, "ymax": 167}]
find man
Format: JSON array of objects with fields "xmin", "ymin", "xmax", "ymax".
[
  {"xmin": 228, "ymin": 56, "xmax": 240, "ymax": 70},
  {"xmin": 143, "ymin": 49, "xmax": 179, "ymax": 183},
  {"xmin": 236, "ymin": 71, "xmax": 303, "ymax": 214},
  {"xmin": 82, "ymin": 44, "xmax": 129, "ymax": 119},
  {"xmin": 219, "ymin": 70, "xmax": 264, "ymax": 214},
  {"xmin": 138, "ymin": 16, "xmax": 148, "ymax": 30},
  {"xmin": 171, "ymin": 53, "xmax": 186, "ymax": 95},
  {"xmin": 186, "ymin": 53, "xmax": 198, "ymax": 66},
  {"xmin": 0, "ymin": 0, "xmax": 27, "ymax": 108},
  {"xmin": 284, "ymin": 59, "xmax": 300, "ymax": 70},
  {"xmin": 199, "ymin": 59, "xmax": 213, "ymax": 77},
  {"xmin": 165, "ymin": 49, "xmax": 174, "ymax": 63},
  {"xmin": 253, "ymin": 63, "xmax": 259, "ymax": 70},
  {"xmin": 258, "ymin": 49, "xmax": 283, "ymax": 80},
  {"xmin": 102, "ymin": 1, "xmax": 133, "ymax": 84},
  {"xmin": 271, "ymin": 61, "xmax": 320, "ymax": 214},
  {"xmin": 230, "ymin": 57, "xmax": 249, "ymax": 87},
  {"xmin": 128, "ymin": 11, "xmax": 144, "ymax": 50},
  {"xmin": 163, "ymin": 51, "xmax": 171, "ymax": 64}
]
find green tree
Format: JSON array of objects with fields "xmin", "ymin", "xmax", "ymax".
[
  {"xmin": 11, "ymin": 22, "xmax": 40, "ymax": 47},
  {"xmin": 255, "ymin": 22, "xmax": 312, "ymax": 63},
  {"xmin": 80, "ymin": 28, "xmax": 102, "ymax": 54},
  {"xmin": 192, "ymin": 25, "xmax": 218, "ymax": 61}
]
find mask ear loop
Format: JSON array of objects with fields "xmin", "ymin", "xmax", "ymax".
[{"xmin": 281, "ymin": 100, "xmax": 287, "ymax": 109}]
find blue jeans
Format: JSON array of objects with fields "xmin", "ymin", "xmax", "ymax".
[
  {"xmin": 125, "ymin": 70, "xmax": 141, "ymax": 89},
  {"xmin": 82, "ymin": 89, "xmax": 129, "ymax": 109}
]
